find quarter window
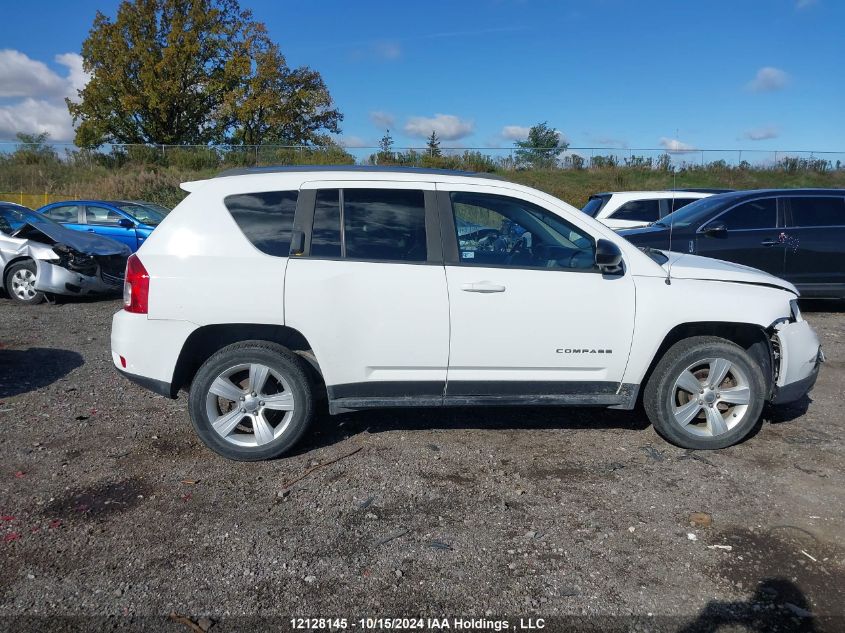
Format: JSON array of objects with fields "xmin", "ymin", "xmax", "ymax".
[
  {"xmin": 451, "ymin": 192, "xmax": 596, "ymax": 270},
  {"xmin": 224, "ymin": 191, "xmax": 298, "ymax": 257},
  {"xmin": 789, "ymin": 197, "xmax": 845, "ymax": 227},
  {"xmin": 716, "ymin": 198, "xmax": 776, "ymax": 230},
  {"xmin": 610, "ymin": 199, "xmax": 661, "ymax": 223}
]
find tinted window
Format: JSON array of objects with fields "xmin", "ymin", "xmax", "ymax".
[
  {"xmin": 717, "ymin": 198, "xmax": 776, "ymax": 230},
  {"xmin": 42, "ymin": 205, "xmax": 80, "ymax": 222},
  {"xmin": 343, "ymin": 189, "xmax": 427, "ymax": 261},
  {"xmin": 311, "ymin": 189, "xmax": 342, "ymax": 257},
  {"xmin": 224, "ymin": 191, "xmax": 298, "ymax": 257},
  {"xmin": 789, "ymin": 196, "xmax": 845, "ymax": 227},
  {"xmin": 670, "ymin": 198, "xmax": 697, "ymax": 212},
  {"xmin": 611, "ymin": 199, "xmax": 660, "ymax": 222},
  {"xmin": 582, "ymin": 196, "xmax": 608, "ymax": 217},
  {"xmin": 451, "ymin": 192, "xmax": 596, "ymax": 270}
]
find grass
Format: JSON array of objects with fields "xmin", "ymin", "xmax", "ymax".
[{"xmin": 1, "ymin": 153, "xmax": 843, "ymax": 211}]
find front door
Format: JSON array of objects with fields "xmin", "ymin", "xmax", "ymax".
[
  {"xmin": 83, "ymin": 205, "xmax": 139, "ymax": 250},
  {"xmin": 438, "ymin": 184, "xmax": 636, "ymax": 402},
  {"xmin": 284, "ymin": 182, "xmax": 449, "ymax": 404},
  {"xmin": 695, "ymin": 197, "xmax": 785, "ymax": 276}
]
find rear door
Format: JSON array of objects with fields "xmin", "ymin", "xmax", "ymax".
[
  {"xmin": 83, "ymin": 204, "xmax": 139, "ymax": 250},
  {"xmin": 284, "ymin": 181, "xmax": 449, "ymax": 404},
  {"xmin": 40, "ymin": 203, "xmax": 85, "ymax": 231},
  {"xmin": 695, "ymin": 196, "xmax": 785, "ymax": 276},
  {"xmin": 782, "ymin": 195, "xmax": 845, "ymax": 295}
]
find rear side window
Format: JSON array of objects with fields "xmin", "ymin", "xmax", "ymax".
[
  {"xmin": 42, "ymin": 205, "xmax": 80, "ymax": 222},
  {"xmin": 789, "ymin": 197, "xmax": 845, "ymax": 227},
  {"xmin": 670, "ymin": 198, "xmax": 697, "ymax": 212},
  {"xmin": 224, "ymin": 191, "xmax": 298, "ymax": 257},
  {"xmin": 582, "ymin": 196, "xmax": 608, "ymax": 217},
  {"xmin": 311, "ymin": 190, "xmax": 342, "ymax": 257},
  {"xmin": 716, "ymin": 198, "xmax": 776, "ymax": 230},
  {"xmin": 610, "ymin": 199, "xmax": 661, "ymax": 222}
]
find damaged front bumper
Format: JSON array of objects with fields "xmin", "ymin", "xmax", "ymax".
[
  {"xmin": 34, "ymin": 260, "xmax": 123, "ymax": 295},
  {"xmin": 770, "ymin": 319, "xmax": 824, "ymax": 405}
]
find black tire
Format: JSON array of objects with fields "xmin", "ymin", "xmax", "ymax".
[
  {"xmin": 643, "ymin": 336, "xmax": 766, "ymax": 450},
  {"xmin": 188, "ymin": 341, "xmax": 315, "ymax": 461},
  {"xmin": 4, "ymin": 260, "xmax": 46, "ymax": 305}
]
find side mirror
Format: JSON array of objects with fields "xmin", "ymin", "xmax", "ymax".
[
  {"xmin": 595, "ymin": 239, "xmax": 623, "ymax": 272},
  {"xmin": 701, "ymin": 222, "xmax": 727, "ymax": 237},
  {"xmin": 118, "ymin": 218, "xmax": 135, "ymax": 229}
]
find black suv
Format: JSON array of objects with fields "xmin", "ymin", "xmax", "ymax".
[{"xmin": 619, "ymin": 189, "xmax": 845, "ymax": 299}]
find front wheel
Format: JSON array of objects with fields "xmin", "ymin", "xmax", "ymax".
[
  {"xmin": 5, "ymin": 260, "xmax": 46, "ymax": 304},
  {"xmin": 188, "ymin": 341, "xmax": 315, "ymax": 461},
  {"xmin": 643, "ymin": 336, "xmax": 766, "ymax": 449}
]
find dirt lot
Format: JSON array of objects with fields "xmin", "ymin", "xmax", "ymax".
[{"xmin": 0, "ymin": 297, "xmax": 843, "ymax": 632}]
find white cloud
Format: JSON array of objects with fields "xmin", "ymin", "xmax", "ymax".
[
  {"xmin": 369, "ymin": 110, "xmax": 395, "ymax": 130},
  {"xmin": 659, "ymin": 137, "xmax": 696, "ymax": 152},
  {"xmin": 0, "ymin": 50, "xmax": 89, "ymax": 141},
  {"xmin": 0, "ymin": 97, "xmax": 76, "ymax": 141},
  {"xmin": 796, "ymin": 0, "xmax": 816, "ymax": 9},
  {"xmin": 404, "ymin": 113, "xmax": 474, "ymax": 141},
  {"xmin": 373, "ymin": 41, "xmax": 401, "ymax": 60},
  {"xmin": 742, "ymin": 125, "xmax": 780, "ymax": 141},
  {"xmin": 591, "ymin": 135, "xmax": 629, "ymax": 148},
  {"xmin": 339, "ymin": 135, "xmax": 369, "ymax": 148},
  {"xmin": 746, "ymin": 66, "xmax": 789, "ymax": 92},
  {"xmin": 501, "ymin": 125, "xmax": 530, "ymax": 141}
]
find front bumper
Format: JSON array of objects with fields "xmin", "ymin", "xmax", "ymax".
[
  {"xmin": 34, "ymin": 261, "xmax": 121, "ymax": 295},
  {"xmin": 770, "ymin": 319, "xmax": 824, "ymax": 405}
]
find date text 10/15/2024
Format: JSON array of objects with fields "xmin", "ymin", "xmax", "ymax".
[{"xmin": 290, "ymin": 617, "xmax": 547, "ymax": 630}]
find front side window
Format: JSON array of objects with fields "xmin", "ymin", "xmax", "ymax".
[
  {"xmin": 86, "ymin": 206, "xmax": 127, "ymax": 226},
  {"xmin": 610, "ymin": 199, "xmax": 660, "ymax": 222},
  {"xmin": 224, "ymin": 191, "xmax": 298, "ymax": 257},
  {"xmin": 789, "ymin": 196, "xmax": 845, "ymax": 227},
  {"xmin": 309, "ymin": 188, "xmax": 427, "ymax": 262},
  {"xmin": 451, "ymin": 192, "xmax": 596, "ymax": 270},
  {"xmin": 42, "ymin": 205, "xmax": 80, "ymax": 222},
  {"xmin": 715, "ymin": 198, "xmax": 776, "ymax": 230}
]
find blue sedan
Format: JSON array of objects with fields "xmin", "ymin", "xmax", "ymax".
[{"xmin": 36, "ymin": 200, "xmax": 169, "ymax": 252}]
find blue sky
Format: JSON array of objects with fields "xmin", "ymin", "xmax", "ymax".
[{"xmin": 1, "ymin": 0, "xmax": 843, "ymax": 152}]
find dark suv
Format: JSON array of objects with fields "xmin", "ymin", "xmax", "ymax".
[{"xmin": 619, "ymin": 189, "xmax": 845, "ymax": 299}]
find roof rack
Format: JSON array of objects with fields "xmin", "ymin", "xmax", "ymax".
[{"xmin": 215, "ymin": 164, "xmax": 503, "ymax": 180}]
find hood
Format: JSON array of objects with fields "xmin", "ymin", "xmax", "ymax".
[
  {"xmin": 23, "ymin": 222, "xmax": 131, "ymax": 256},
  {"xmin": 659, "ymin": 252, "xmax": 798, "ymax": 294}
]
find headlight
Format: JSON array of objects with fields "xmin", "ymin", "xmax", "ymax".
[{"xmin": 789, "ymin": 299, "xmax": 803, "ymax": 322}]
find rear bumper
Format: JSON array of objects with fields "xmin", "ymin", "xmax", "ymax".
[
  {"xmin": 770, "ymin": 319, "xmax": 823, "ymax": 405},
  {"xmin": 115, "ymin": 366, "xmax": 174, "ymax": 398}
]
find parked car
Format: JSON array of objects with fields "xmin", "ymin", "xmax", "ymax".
[
  {"xmin": 618, "ymin": 189, "xmax": 845, "ymax": 299},
  {"xmin": 0, "ymin": 202, "xmax": 130, "ymax": 304},
  {"xmin": 37, "ymin": 200, "xmax": 168, "ymax": 252},
  {"xmin": 582, "ymin": 190, "xmax": 717, "ymax": 230},
  {"xmin": 111, "ymin": 166, "xmax": 821, "ymax": 461}
]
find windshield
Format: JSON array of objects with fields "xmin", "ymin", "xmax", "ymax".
[
  {"xmin": 582, "ymin": 195, "xmax": 608, "ymax": 218},
  {"xmin": 115, "ymin": 202, "xmax": 167, "ymax": 225},
  {"xmin": 653, "ymin": 195, "xmax": 731, "ymax": 230},
  {"xmin": 0, "ymin": 204, "xmax": 63, "ymax": 234}
]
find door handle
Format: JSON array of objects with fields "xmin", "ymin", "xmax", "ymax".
[
  {"xmin": 461, "ymin": 282, "xmax": 506, "ymax": 293},
  {"xmin": 86, "ymin": 229, "xmax": 95, "ymax": 232},
  {"xmin": 760, "ymin": 239, "xmax": 779, "ymax": 246}
]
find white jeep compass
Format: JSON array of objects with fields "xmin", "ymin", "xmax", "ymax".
[{"xmin": 111, "ymin": 166, "xmax": 822, "ymax": 461}]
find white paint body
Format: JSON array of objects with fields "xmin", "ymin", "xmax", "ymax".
[
  {"xmin": 110, "ymin": 170, "xmax": 820, "ymax": 406},
  {"xmin": 589, "ymin": 191, "xmax": 713, "ymax": 230}
]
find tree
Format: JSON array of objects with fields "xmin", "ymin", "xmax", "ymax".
[
  {"xmin": 426, "ymin": 130, "xmax": 441, "ymax": 157},
  {"xmin": 513, "ymin": 121, "xmax": 568, "ymax": 168},
  {"xmin": 376, "ymin": 129, "xmax": 394, "ymax": 163},
  {"xmin": 12, "ymin": 132, "xmax": 59, "ymax": 164},
  {"xmin": 68, "ymin": 0, "xmax": 342, "ymax": 147}
]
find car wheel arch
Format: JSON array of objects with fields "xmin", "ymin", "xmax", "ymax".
[{"xmin": 171, "ymin": 323, "xmax": 324, "ymax": 397}]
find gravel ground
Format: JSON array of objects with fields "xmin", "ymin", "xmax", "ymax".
[{"xmin": 0, "ymin": 297, "xmax": 843, "ymax": 633}]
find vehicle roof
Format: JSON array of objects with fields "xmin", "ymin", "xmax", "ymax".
[
  {"xmin": 590, "ymin": 190, "xmax": 714, "ymax": 198},
  {"xmin": 216, "ymin": 164, "xmax": 504, "ymax": 180},
  {"xmin": 698, "ymin": 188, "xmax": 845, "ymax": 205}
]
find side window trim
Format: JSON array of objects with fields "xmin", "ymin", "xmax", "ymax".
[{"xmin": 696, "ymin": 196, "xmax": 780, "ymax": 233}]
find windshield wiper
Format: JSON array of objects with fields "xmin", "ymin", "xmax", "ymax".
[{"xmin": 653, "ymin": 221, "xmax": 668, "ymax": 228}]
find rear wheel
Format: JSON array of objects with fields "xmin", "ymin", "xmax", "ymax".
[
  {"xmin": 188, "ymin": 341, "xmax": 314, "ymax": 461},
  {"xmin": 644, "ymin": 336, "xmax": 766, "ymax": 449},
  {"xmin": 4, "ymin": 260, "xmax": 46, "ymax": 305}
]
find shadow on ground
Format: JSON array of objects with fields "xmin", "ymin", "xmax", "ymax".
[{"xmin": 0, "ymin": 347, "xmax": 84, "ymax": 397}]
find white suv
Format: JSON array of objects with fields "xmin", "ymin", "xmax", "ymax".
[
  {"xmin": 111, "ymin": 167, "xmax": 821, "ymax": 461},
  {"xmin": 583, "ymin": 190, "xmax": 720, "ymax": 230}
]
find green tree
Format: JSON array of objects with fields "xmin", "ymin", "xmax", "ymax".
[
  {"xmin": 514, "ymin": 121, "xmax": 568, "ymax": 168},
  {"xmin": 68, "ymin": 0, "xmax": 342, "ymax": 147},
  {"xmin": 426, "ymin": 130, "xmax": 441, "ymax": 157},
  {"xmin": 11, "ymin": 132, "xmax": 59, "ymax": 164},
  {"xmin": 376, "ymin": 129, "xmax": 394, "ymax": 163}
]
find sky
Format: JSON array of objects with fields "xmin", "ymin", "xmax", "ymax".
[{"xmin": 0, "ymin": 0, "xmax": 843, "ymax": 154}]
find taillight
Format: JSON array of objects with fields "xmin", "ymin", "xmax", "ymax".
[{"xmin": 123, "ymin": 254, "xmax": 150, "ymax": 314}]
